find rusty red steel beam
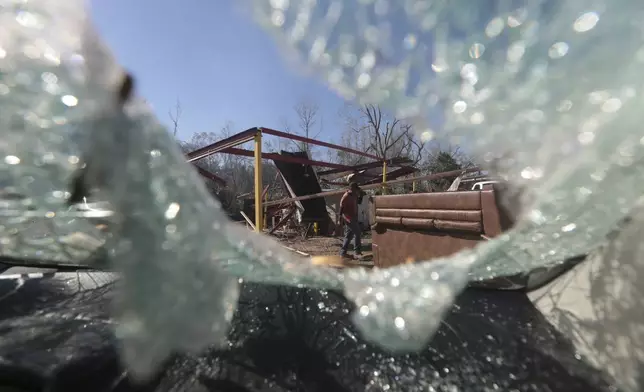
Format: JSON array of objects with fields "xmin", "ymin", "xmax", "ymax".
[
  {"xmin": 363, "ymin": 166, "xmax": 418, "ymax": 185},
  {"xmin": 221, "ymin": 147, "xmax": 355, "ymax": 170},
  {"xmin": 321, "ymin": 166, "xmax": 417, "ymax": 187},
  {"xmin": 264, "ymin": 167, "xmax": 481, "ymax": 207},
  {"xmin": 195, "ymin": 166, "xmax": 226, "ymax": 185},
  {"xmin": 186, "ymin": 126, "xmax": 381, "ymax": 164},
  {"xmin": 184, "ymin": 126, "xmax": 417, "ymax": 185},
  {"xmin": 317, "ymin": 157, "xmax": 413, "ymax": 176},
  {"xmin": 186, "ymin": 128, "xmax": 258, "ymax": 163},
  {"xmin": 259, "ymin": 127, "xmax": 381, "ymax": 161}
]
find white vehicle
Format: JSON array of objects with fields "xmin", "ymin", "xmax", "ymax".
[{"xmin": 471, "ymin": 180, "xmax": 499, "ymax": 190}]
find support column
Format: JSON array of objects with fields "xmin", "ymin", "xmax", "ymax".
[
  {"xmin": 382, "ymin": 160, "xmax": 387, "ymax": 195},
  {"xmin": 254, "ymin": 130, "xmax": 263, "ymax": 232}
]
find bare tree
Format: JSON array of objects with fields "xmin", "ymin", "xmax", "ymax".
[
  {"xmin": 169, "ymin": 99, "xmax": 182, "ymax": 137},
  {"xmin": 328, "ymin": 128, "xmax": 371, "ymax": 166},
  {"xmin": 329, "ymin": 104, "xmax": 479, "ymax": 194},
  {"xmin": 359, "ymin": 104, "xmax": 425, "ymax": 162},
  {"xmin": 280, "ymin": 116, "xmax": 293, "ymax": 134},
  {"xmin": 396, "ymin": 123, "xmax": 426, "ymax": 165},
  {"xmin": 271, "ymin": 117, "xmax": 295, "ymax": 152},
  {"xmin": 291, "ymin": 100, "xmax": 322, "ymax": 158},
  {"xmin": 338, "ymin": 104, "xmax": 425, "ymax": 164}
]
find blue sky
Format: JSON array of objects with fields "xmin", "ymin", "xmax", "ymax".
[{"xmin": 90, "ymin": 0, "xmax": 348, "ymax": 144}]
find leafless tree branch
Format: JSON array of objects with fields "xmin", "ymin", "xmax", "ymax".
[
  {"xmin": 169, "ymin": 99, "xmax": 182, "ymax": 137},
  {"xmin": 294, "ymin": 100, "xmax": 320, "ymax": 157}
]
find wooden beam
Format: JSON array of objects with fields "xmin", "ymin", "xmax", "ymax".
[
  {"xmin": 239, "ymin": 211, "xmax": 256, "ymax": 230},
  {"xmin": 269, "ymin": 207, "xmax": 297, "ymax": 235},
  {"xmin": 264, "ymin": 168, "xmax": 480, "ymax": 207},
  {"xmin": 282, "ymin": 245, "xmax": 310, "ymax": 257}
]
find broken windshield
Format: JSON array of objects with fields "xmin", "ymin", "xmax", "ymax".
[{"xmin": 1, "ymin": 0, "xmax": 644, "ymax": 390}]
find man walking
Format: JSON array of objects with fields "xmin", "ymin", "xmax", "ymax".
[{"xmin": 339, "ymin": 182, "xmax": 364, "ymax": 259}]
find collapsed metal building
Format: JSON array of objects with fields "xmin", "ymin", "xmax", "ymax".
[{"xmin": 185, "ymin": 126, "xmax": 482, "ymax": 236}]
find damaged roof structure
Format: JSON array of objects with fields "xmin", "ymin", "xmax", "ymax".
[
  {"xmin": 184, "ymin": 127, "xmax": 422, "ymax": 235},
  {"xmin": 185, "ymin": 126, "xmax": 486, "ymax": 239}
]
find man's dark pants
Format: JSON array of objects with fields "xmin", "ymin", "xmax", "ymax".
[{"xmin": 340, "ymin": 220, "xmax": 362, "ymax": 256}]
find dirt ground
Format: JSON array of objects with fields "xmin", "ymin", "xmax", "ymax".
[{"xmin": 280, "ymin": 234, "xmax": 373, "ymax": 258}]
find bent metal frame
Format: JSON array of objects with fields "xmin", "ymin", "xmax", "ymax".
[
  {"xmin": 186, "ymin": 126, "xmax": 415, "ymax": 232},
  {"xmin": 185, "ymin": 127, "xmax": 478, "ymax": 233},
  {"xmin": 185, "ymin": 127, "xmax": 478, "ymax": 232}
]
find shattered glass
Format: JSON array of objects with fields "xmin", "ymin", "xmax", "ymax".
[{"xmin": 1, "ymin": 0, "xmax": 644, "ymax": 390}]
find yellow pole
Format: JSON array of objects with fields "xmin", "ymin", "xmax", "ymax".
[
  {"xmin": 412, "ymin": 181, "xmax": 417, "ymax": 193},
  {"xmin": 254, "ymin": 130, "xmax": 263, "ymax": 232},
  {"xmin": 382, "ymin": 160, "xmax": 387, "ymax": 195}
]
